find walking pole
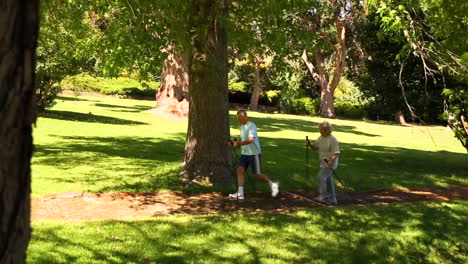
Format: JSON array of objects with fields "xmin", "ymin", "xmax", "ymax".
[
  {"xmin": 230, "ymin": 138, "xmax": 239, "ymax": 211},
  {"xmin": 305, "ymin": 136, "xmax": 310, "ymax": 185},
  {"xmin": 324, "ymin": 159, "xmax": 351, "ymax": 201}
]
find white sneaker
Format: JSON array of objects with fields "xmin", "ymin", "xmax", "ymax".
[
  {"xmin": 271, "ymin": 182, "xmax": 279, "ymax": 197},
  {"xmin": 229, "ymin": 192, "xmax": 244, "ymax": 200},
  {"xmin": 314, "ymin": 196, "xmax": 325, "ymax": 202}
]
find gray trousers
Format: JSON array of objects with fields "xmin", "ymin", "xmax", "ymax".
[{"xmin": 317, "ymin": 167, "xmax": 337, "ymax": 204}]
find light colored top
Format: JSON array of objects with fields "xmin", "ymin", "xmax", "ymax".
[
  {"xmin": 314, "ymin": 134, "xmax": 340, "ymax": 169},
  {"xmin": 240, "ymin": 121, "xmax": 261, "ymax": 155}
]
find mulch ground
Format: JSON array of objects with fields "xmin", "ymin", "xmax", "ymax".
[{"xmin": 31, "ymin": 186, "xmax": 468, "ymax": 222}]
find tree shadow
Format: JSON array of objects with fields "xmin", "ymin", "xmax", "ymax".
[
  {"xmin": 258, "ymin": 138, "xmax": 467, "ymax": 192},
  {"xmin": 94, "ymin": 103, "xmax": 153, "ymax": 113},
  {"xmin": 28, "ymin": 201, "xmax": 467, "ymax": 263},
  {"xmin": 229, "ymin": 113, "xmax": 380, "ymax": 137},
  {"xmin": 33, "ymin": 132, "xmax": 466, "ymax": 194},
  {"xmin": 56, "ymin": 95, "xmax": 97, "ymax": 102},
  {"xmin": 34, "ymin": 135, "xmax": 186, "ymax": 192},
  {"xmin": 40, "ymin": 110, "xmax": 148, "ymax": 125}
]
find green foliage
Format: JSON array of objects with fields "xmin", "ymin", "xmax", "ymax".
[
  {"xmin": 289, "ymin": 97, "xmax": 318, "ymax": 116},
  {"xmin": 332, "ymin": 78, "xmax": 369, "ymax": 119},
  {"xmin": 334, "ymin": 102, "xmax": 367, "ymax": 119},
  {"xmin": 227, "ymin": 56, "xmax": 281, "ymax": 106},
  {"xmin": 349, "ymin": 13, "xmax": 446, "ymax": 123},
  {"xmin": 442, "ymin": 86, "xmax": 468, "ymax": 151},
  {"xmin": 266, "ymin": 90, "xmax": 281, "ymax": 105},
  {"xmin": 272, "ymin": 66, "xmax": 307, "ymax": 113},
  {"xmin": 228, "ymin": 81, "xmax": 247, "ymax": 93},
  {"xmin": 334, "ymin": 78, "xmax": 369, "ymax": 105},
  {"xmin": 61, "ymin": 73, "xmax": 159, "ymax": 97},
  {"xmin": 369, "ymin": 0, "xmax": 468, "ymax": 68},
  {"xmin": 36, "ymin": 0, "xmax": 96, "ymax": 111}
]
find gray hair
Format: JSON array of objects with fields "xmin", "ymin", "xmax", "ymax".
[
  {"xmin": 237, "ymin": 109, "xmax": 248, "ymax": 116},
  {"xmin": 319, "ymin": 121, "xmax": 333, "ymax": 133}
]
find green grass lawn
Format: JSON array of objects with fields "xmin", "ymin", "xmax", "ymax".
[
  {"xmin": 32, "ymin": 95, "xmax": 467, "ymax": 196},
  {"xmin": 29, "ymin": 95, "xmax": 467, "ymax": 263},
  {"xmin": 29, "ymin": 200, "xmax": 467, "ymax": 264}
]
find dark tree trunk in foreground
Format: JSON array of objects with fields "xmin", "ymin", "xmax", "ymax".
[
  {"xmin": 152, "ymin": 48, "xmax": 190, "ymax": 119},
  {"xmin": 183, "ymin": 0, "xmax": 232, "ymax": 186},
  {"xmin": 249, "ymin": 54, "xmax": 261, "ymax": 111},
  {"xmin": 0, "ymin": 0, "xmax": 39, "ymax": 263}
]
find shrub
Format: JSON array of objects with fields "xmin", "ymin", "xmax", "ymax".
[
  {"xmin": 61, "ymin": 73, "xmax": 159, "ymax": 97},
  {"xmin": 289, "ymin": 97, "xmax": 318, "ymax": 115},
  {"xmin": 228, "ymin": 81, "xmax": 247, "ymax": 93},
  {"xmin": 335, "ymin": 78, "xmax": 369, "ymax": 105},
  {"xmin": 265, "ymin": 90, "xmax": 281, "ymax": 106},
  {"xmin": 334, "ymin": 101, "xmax": 367, "ymax": 119}
]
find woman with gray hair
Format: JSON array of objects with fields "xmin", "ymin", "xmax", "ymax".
[{"xmin": 305, "ymin": 121, "xmax": 340, "ymax": 205}]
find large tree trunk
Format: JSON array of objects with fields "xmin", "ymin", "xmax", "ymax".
[
  {"xmin": 249, "ymin": 54, "xmax": 261, "ymax": 111},
  {"xmin": 0, "ymin": 0, "xmax": 39, "ymax": 263},
  {"xmin": 152, "ymin": 48, "xmax": 190, "ymax": 119},
  {"xmin": 183, "ymin": 0, "xmax": 232, "ymax": 186}
]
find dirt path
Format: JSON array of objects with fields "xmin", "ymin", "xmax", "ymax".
[{"xmin": 31, "ymin": 186, "xmax": 468, "ymax": 222}]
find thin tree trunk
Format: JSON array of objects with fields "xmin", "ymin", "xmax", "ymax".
[
  {"xmin": 395, "ymin": 110, "xmax": 408, "ymax": 125},
  {"xmin": 183, "ymin": 0, "xmax": 232, "ymax": 186},
  {"xmin": 320, "ymin": 89, "xmax": 336, "ymax": 118},
  {"xmin": 300, "ymin": 5, "xmax": 348, "ymax": 118},
  {"xmin": 0, "ymin": 0, "xmax": 39, "ymax": 263},
  {"xmin": 302, "ymin": 49, "xmax": 336, "ymax": 118},
  {"xmin": 152, "ymin": 48, "xmax": 189, "ymax": 119},
  {"xmin": 249, "ymin": 54, "xmax": 261, "ymax": 111}
]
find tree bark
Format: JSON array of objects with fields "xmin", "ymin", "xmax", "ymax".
[
  {"xmin": 395, "ymin": 110, "xmax": 408, "ymax": 125},
  {"xmin": 152, "ymin": 48, "xmax": 190, "ymax": 119},
  {"xmin": 0, "ymin": 0, "xmax": 39, "ymax": 263},
  {"xmin": 300, "ymin": 4, "xmax": 348, "ymax": 118},
  {"xmin": 320, "ymin": 88, "xmax": 336, "ymax": 118},
  {"xmin": 183, "ymin": 0, "xmax": 233, "ymax": 186},
  {"xmin": 249, "ymin": 54, "xmax": 261, "ymax": 111}
]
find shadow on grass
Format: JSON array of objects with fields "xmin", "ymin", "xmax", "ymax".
[
  {"xmin": 94, "ymin": 103, "xmax": 153, "ymax": 113},
  {"xmin": 56, "ymin": 95, "xmax": 97, "ymax": 102},
  {"xmin": 258, "ymin": 138, "xmax": 467, "ymax": 192},
  {"xmin": 33, "ymin": 133, "xmax": 466, "ymax": 194},
  {"xmin": 229, "ymin": 113, "xmax": 380, "ymax": 137},
  {"xmin": 40, "ymin": 110, "xmax": 148, "ymax": 125},
  {"xmin": 34, "ymin": 135, "xmax": 187, "ymax": 192},
  {"xmin": 29, "ymin": 201, "xmax": 467, "ymax": 264}
]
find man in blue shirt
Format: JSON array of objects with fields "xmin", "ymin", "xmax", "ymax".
[{"xmin": 228, "ymin": 110, "xmax": 279, "ymax": 199}]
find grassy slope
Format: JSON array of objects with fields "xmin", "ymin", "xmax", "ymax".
[{"xmin": 32, "ymin": 95, "xmax": 466, "ymax": 196}]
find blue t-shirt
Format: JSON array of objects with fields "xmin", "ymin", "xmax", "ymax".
[{"xmin": 240, "ymin": 121, "xmax": 261, "ymax": 155}]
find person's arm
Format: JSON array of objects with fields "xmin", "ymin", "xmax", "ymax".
[
  {"xmin": 326, "ymin": 137, "xmax": 340, "ymax": 166},
  {"xmin": 236, "ymin": 137, "xmax": 254, "ymax": 146},
  {"xmin": 327, "ymin": 153, "xmax": 339, "ymax": 167},
  {"xmin": 310, "ymin": 142, "xmax": 318, "ymax": 151},
  {"xmin": 305, "ymin": 139, "xmax": 318, "ymax": 150},
  {"xmin": 236, "ymin": 123, "xmax": 256, "ymax": 147}
]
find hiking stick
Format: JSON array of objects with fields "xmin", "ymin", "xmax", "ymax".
[
  {"xmin": 229, "ymin": 138, "xmax": 239, "ymax": 212},
  {"xmin": 324, "ymin": 159, "xmax": 352, "ymax": 201},
  {"xmin": 305, "ymin": 136, "xmax": 310, "ymax": 183}
]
